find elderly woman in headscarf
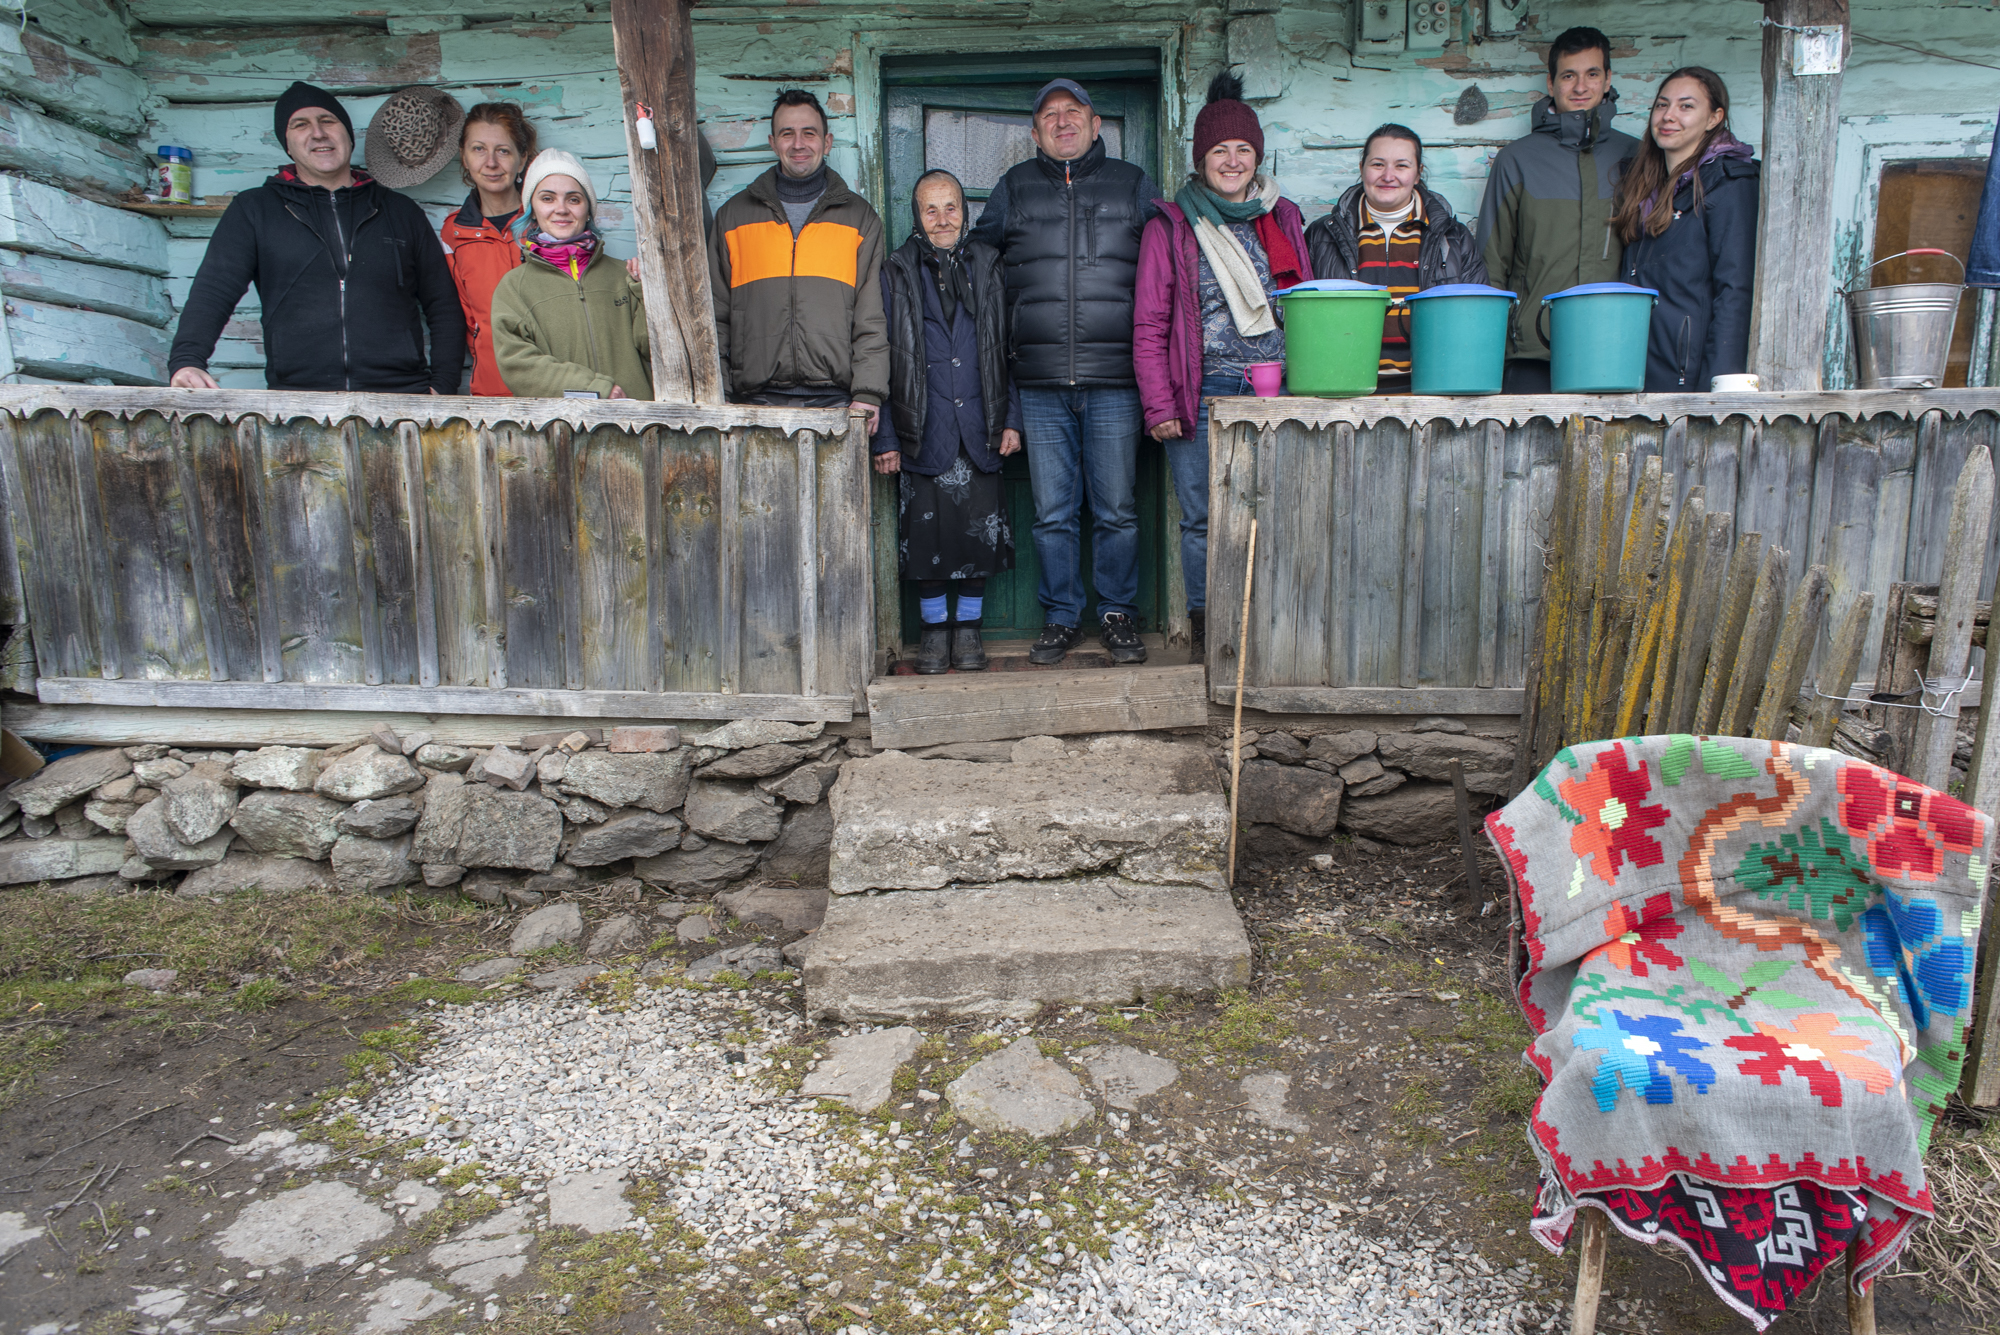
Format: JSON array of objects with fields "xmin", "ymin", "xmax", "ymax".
[{"xmin": 869, "ymin": 169, "xmax": 1021, "ymax": 674}]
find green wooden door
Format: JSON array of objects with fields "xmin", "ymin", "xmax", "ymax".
[{"xmin": 880, "ymin": 53, "xmax": 1170, "ymax": 646}]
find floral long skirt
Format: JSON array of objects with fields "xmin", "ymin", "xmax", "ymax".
[{"xmin": 897, "ymin": 449, "xmax": 1015, "ymax": 581}]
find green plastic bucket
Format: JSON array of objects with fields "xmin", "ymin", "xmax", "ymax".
[
  {"xmin": 1277, "ymin": 281, "xmax": 1391, "ymax": 397},
  {"xmin": 1406, "ymin": 283, "xmax": 1516, "ymax": 395},
  {"xmin": 1539, "ymin": 282, "xmax": 1658, "ymax": 393}
]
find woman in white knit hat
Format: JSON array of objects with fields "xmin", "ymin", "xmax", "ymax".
[{"xmin": 490, "ymin": 149, "xmax": 653, "ymax": 399}]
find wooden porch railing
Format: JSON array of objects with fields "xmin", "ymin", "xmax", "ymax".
[
  {"xmin": 1207, "ymin": 390, "xmax": 2000, "ymax": 717},
  {"xmin": 0, "ymin": 387, "xmax": 872, "ymax": 723}
]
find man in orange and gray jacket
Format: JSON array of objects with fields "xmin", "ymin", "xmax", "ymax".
[{"xmin": 709, "ymin": 89, "xmax": 888, "ymax": 431}]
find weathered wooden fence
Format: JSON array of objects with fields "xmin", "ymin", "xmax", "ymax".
[
  {"xmin": 0, "ymin": 387, "xmax": 871, "ymax": 724},
  {"xmin": 1207, "ymin": 390, "xmax": 2000, "ymax": 717}
]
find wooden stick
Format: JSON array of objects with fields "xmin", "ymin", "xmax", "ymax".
[
  {"xmin": 1961, "ymin": 618, "xmax": 2000, "ymax": 1105},
  {"xmin": 1693, "ymin": 532, "xmax": 1764, "ymax": 734},
  {"xmin": 1227, "ymin": 517, "xmax": 1258, "ymax": 889},
  {"xmin": 1718, "ymin": 544, "xmax": 1792, "ymax": 737},
  {"xmin": 1750, "ymin": 564, "xmax": 1831, "ymax": 741},
  {"xmin": 1591, "ymin": 455, "xmax": 1663, "ymax": 738},
  {"xmin": 1571, "ymin": 1207, "xmax": 1608, "ymax": 1335},
  {"xmin": 1800, "ymin": 591, "xmax": 1874, "ymax": 749},
  {"xmin": 1666, "ymin": 511, "xmax": 1734, "ymax": 733},
  {"xmin": 1640, "ymin": 486, "xmax": 1704, "ymax": 733},
  {"xmin": 1846, "ymin": 1241, "xmax": 1877, "ymax": 1335},
  {"xmin": 1873, "ymin": 581, "xmax": 1932, "ymax": 777},
  {"xmin": 1448, "ymin": 758, "xmax": 1485, "ymax": 917},
  {"xmin": 1911, "ymin": 446, "xmax": 1996, "ymax": 787}
]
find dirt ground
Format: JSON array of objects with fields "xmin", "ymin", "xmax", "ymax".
[{"xmin": 0, "ymin": 840, "xmax": 1984, "ymax": 1335}]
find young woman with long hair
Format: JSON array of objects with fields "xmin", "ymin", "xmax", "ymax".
[
  {"xmin": 439, "ymin": 103, "xmax": 539, "ymax": 395},
  {"xmin": 1612, "ymin": 67, "xmax": 1760, "ymax": 392}
]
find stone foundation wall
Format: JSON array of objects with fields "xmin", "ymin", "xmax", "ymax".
[
  {"xmin": 1221, "ymin": 716, "xmax": 1516, "ymax": 857},
  {"xmin": 0, "ymin": 721, "xmax": 867, "ymax": 897}
]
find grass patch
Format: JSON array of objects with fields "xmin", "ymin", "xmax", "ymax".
[
  {"xmin": 383, "ymin": 977, "xmax": 483, "ymax": 1007},
  {"xmin": 1198, "ymin": 989, "xmax": 1298, "ymax": 1063}
]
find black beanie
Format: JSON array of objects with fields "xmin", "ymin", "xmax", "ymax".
[{"xmin": 273, "ymin": 81, "xmax": 353, "ymax": 144}]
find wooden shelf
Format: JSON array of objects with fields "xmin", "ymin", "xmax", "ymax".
[{"xmin": 117, "ymin": 201, "xmax": 230, "ymax": 217}]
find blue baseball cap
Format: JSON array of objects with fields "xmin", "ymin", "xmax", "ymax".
[{"xmin": 1033, "ymin": 78, "xmax": 1094, "ymax": 113}]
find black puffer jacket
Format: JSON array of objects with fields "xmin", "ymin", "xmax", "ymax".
[
  {"xmin": 970, "ymin": 137, "xmax": 1161, "ymax": 387},
  {"xmin": 1305, "ymin": 184, "xmax": 1489, "ymax": 289},
  {"xmin": 1619, "ymin": 152, "xmax": 1760, "ymax": 392},
  {"xmin": 881, "ymin": 235, "xmax": 1011, "ymax": 469},
  {"xmin": 170, "ymin": 168, "xmax": 465, "ymax": 393}
]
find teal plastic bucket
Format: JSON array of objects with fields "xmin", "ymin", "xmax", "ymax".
[
  {"xmin": 1275, "ymin": 280, "xmax": 1392, "ymax": 397},
  {"xmin": 1406, "ymin": 284, "xmax": 1515, "ymax": 395},
  {"xmin": 1539, "ymin": 282, "xmax": 1658, "ymax": 393}
]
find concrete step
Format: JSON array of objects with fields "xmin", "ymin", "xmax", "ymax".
[
  {"xmin": 828, "ymin": 734, "xmax": 1229, "ymax": 894},
  {"xmin": 802, "ymin": 878, "xmax": 1251, "ymax": 1021}
]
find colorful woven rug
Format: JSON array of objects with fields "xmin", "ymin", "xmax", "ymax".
[{"xmin": 1487, "ymin": 736, "xmax": 1991, "ymax": 1329}]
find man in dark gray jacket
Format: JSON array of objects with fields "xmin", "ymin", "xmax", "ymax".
[
  {"xmin": 971, "ymin": 79, "xmax": 1162, "ymax": 666},
  {"xmin": 1474, "ymin": 27, "xmax": 1638, "ymax": 394}
]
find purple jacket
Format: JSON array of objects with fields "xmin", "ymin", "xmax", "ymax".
[{"xmin": 1133, "ymin": 197, "xmax": 1312, "ymax": 433}]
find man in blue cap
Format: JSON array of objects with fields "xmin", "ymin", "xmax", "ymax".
[{"xmin": 972, "ymin": 78, "xmax": 1163, "ymax": 665}]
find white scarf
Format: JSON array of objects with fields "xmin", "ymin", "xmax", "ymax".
[{"xmin": 1188, "ymin": 175, "xmax": 1283, "ymax": 338}]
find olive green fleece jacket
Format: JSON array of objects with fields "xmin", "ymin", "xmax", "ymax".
[
  {"xmin": 490, "ymin": 248, "xmax": 653, "ymax": 400},
  {"xmin": 709, "ymin": 166, "xmax": 888, "ymax": 405},
  {"xmin": 1475, "ymin": 91, "xmax": 1639, "ymax": 363}
]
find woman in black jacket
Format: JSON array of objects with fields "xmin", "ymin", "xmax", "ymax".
[
  {"xmin": 1305, "ymin": 125, "xmax": 1487, "ymax": 389},
  {"xmin": 1613, "ymin": 66, "xmax": 1760, "ymax": 392}
]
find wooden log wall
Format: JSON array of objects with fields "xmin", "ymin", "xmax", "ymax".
[
  {"xmin": 0, "ymin": 5, "xmax": 168, "ymax": 389},
  {"xmin": 0, "ymin": 387, "xmax": 871, "ymax": 722},
  {"xmin": 1207, "ymin": 390, "xmax": 2000, "ymax": 716}
]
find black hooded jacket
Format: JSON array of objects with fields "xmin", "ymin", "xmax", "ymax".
[
  {"xmin": 969, "ymin": 137, "xmax": 1162, "ymax": 387},
  {"xmin": 169, "ymin": 168, "xmax": 465, "ymax": 393},
  {"xmin": 1619, "ymin": 152, "xmax": 1761, "ymax": 392},
  {"xmin": 1304, "ymin": 184, "xmax": 1489, "ymax": 290}
]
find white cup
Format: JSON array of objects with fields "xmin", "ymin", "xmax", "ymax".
[{"xmin": 1710, "ymin": 373, "xmax": 1761, "ymax": 392}]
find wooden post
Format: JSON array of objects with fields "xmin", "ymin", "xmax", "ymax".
[
  {"xmin": 1571, "ymin": 1208, "xmax": 1608, "ymax": 1335},
  {"xmin": 1846, "ymin": 1244, "xmax": 1877, "ymax": 1335},
  {"xmin": 1748, "ymin": 0, "xmax": 1849, "ymax": 390},
  {"xmin": 1227, "ymin": 518, "xmax": 1257, "ymax": 889},
  {"xmin": 609, "ymin": 0, "xmax": 725, "ymax": 405},
  {"xmin": 1750, "ymin": 563, "xmax": 1830, "ymax": 741},
  {"xmin": 1799, "ymin": 590, "xmax": 1873, "ymax": 748},
  {"xmin": 1910, "ymin": 446, "xmax": 1995, "ymax": 788}
]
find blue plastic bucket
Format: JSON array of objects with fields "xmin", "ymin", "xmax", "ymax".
[
  {"xmin": 1406, "ymin": 283, "xmax": 1516, "ymax": 395},
  {"xmin": 1539, "ymin": 282, "xmax": 1658, "ymax": 393}
]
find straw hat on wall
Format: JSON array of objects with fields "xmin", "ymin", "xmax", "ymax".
[{"xmin": 365, "ymin": 86, "xmax": 465, "ymax": 188}]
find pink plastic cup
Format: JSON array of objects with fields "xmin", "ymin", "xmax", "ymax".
[{"xmin": 1245, "ymin": 361, "xmax": 1284, "ymax": 397}]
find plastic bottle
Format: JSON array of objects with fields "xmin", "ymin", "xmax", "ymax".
[{"xmin": 156, "ymin": 146, "xmax": 192, "ymax": 205}]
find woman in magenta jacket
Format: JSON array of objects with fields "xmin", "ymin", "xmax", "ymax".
[{"xmin": 1134, "ymin": 73, "xmax": 1311, "ymax": 663}]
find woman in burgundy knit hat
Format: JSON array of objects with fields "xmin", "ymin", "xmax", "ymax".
[{"xmin": 1133, "ymin": 72, "xmax": 1312, "ymax": 663}]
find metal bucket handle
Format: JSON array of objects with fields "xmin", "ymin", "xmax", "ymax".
[{"xmin": 1849, "ymin": 247, "xmax": 1965, "ymax": 293}]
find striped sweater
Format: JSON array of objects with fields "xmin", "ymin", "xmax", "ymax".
[{"xmin": 1352, "ymin": 193, "xmax": 1426, "ymax": 379}]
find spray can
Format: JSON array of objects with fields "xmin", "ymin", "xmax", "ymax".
[{"xmin": 156, "ymin": 146, "xmax": 193, "ymax": 205}]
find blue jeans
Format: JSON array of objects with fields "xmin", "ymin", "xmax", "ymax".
[
  {"xmin": 1019, "ymin": 385, "xmax": 1143, "ymax": 625},
  {"xmin": 1159, "ymin": 369, "xmax": 1240, "ymax": 613}
]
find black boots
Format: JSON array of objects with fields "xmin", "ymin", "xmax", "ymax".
[
  {"xmin": 916, "ymin": 623, "xmax": 950, "ymax": 674},
  {"xmin": 951, "ymin": 623, "xmax": 988, "ymax": 671},
  {"xmin": 917, "ymin": 622, "xmax": 988, "ymax": 673},
  {"xmin": 1189, "ymin": 608, "xmax": 1206, "ymax": 665}
]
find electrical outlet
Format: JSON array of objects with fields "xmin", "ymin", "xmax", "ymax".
[
  {"xmin": 1355, "ymin": 0, "xmax": 1405, "ymax": 50},
  {"xmin": 1407, "ymin": 0, "xmax": 1451, "ymax": 50}
]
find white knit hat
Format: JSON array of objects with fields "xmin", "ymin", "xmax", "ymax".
[{"xmin": 521, "ymin": 149, "xmax": 598, "ymax": 220}]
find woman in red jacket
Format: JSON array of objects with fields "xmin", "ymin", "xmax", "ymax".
[{"xmin": 438, "ymin": 103, "xmax": 538, "ymax": 395}]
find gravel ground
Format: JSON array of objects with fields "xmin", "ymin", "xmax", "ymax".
[
  {"xmin": 1004, "ymin": 1195, "xmax": 1539, "ymax": 1335},
  {"xmin": 345, "ymin": 982, "xmax": 832, "ymax": 1259}
]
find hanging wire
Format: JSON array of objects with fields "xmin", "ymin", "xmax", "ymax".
[{"xmin": 1815, "ymin": 666, "xmax": 1982, "ymax": 718}]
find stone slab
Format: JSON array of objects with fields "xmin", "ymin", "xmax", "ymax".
[
  {"xmin": 828, "ymin": 737, "xmax": 1229, "ymax": 894},
  {"xmin": 800, "ymin": 1025, "xmax": 921, "ymax": 1113},
  {"xmin": 210, "ymin": 1180, "xmax": 391, "ymax": 1268},
  {"xmin": 803, "ymin": 878, "xmax": 1251, "ymax": 1021},
  {"xmin": 176, "ymin": 852, "xmax": 338, "ymax": 897},
  {"xmin": 0, "ymin": 834, "xmax": 127, "ymax": 885},
  {"xmin": 945, "ymin": 1036, "xmax": 1092, "ymax": 1138},
  {"xmin": 547, "ymin": 1170, "xmax": 632, "ymax": 1233},
  {"xmin": 715, "ymin": 885, "xmax": 828, "ymax": 932},
  {"xmin": 1240, "ymin": 1070, "xmax": 1309, "ymax": 1133},
  {"xmin": 1076, "ymin": 1044, "xmax": 1179, "ymax": 1110}
]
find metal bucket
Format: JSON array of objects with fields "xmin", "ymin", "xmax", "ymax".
[{"xmin": 1846, "ymin": 248, "xmax": 1964, "ymax": 389}]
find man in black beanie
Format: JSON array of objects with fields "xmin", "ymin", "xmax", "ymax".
[{"xmin": 169, "ymin": 80, "xmax": 465, "ymax": 394}]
